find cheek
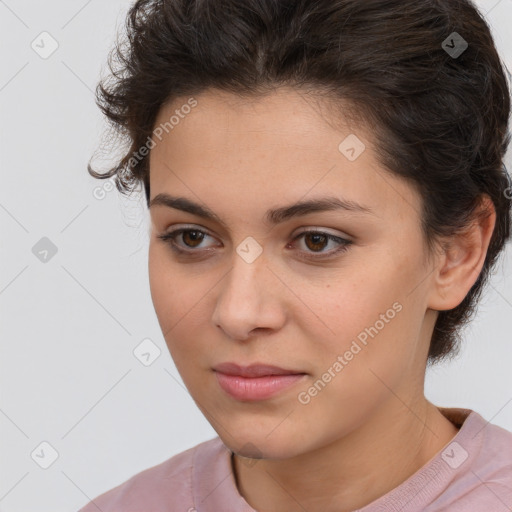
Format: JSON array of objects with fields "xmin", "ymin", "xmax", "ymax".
[
  {"xmin": 306, "ymin": 264, "xmax": 418, "ymax": 381},
  {"xmin": 295, "ymin": 299, "xmax": 412, "ymax": 430},
  {"xmin": 147, "ymin": 243, "xmax": 213, "ymax": 365},
  {"xmin": 148, "ymin": 243, "xmax": 196, "ymax": 321},
  {"xmin": 148, "ymin": 244, "xmax": 191, "ymax": 345},
  {"xmin": 305, "ymin": 271, "xmax": 400, "ymax": 345},
  {"xmin": 148, "ymin": 244, "xmax": 172, "ymax": 323}
]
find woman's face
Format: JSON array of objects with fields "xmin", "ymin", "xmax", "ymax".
[{"xmin": 148, "ymin": 87, "xmax": 440, "ymax": 459}]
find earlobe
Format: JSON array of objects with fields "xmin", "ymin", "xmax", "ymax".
[{"xmin": 427, "ymin": 195, "xmax": 496, "ymax": 311}]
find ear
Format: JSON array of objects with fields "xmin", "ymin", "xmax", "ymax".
[{"xmin": 427, "ymin": 195, "xmax": 496, "ymax": 311}]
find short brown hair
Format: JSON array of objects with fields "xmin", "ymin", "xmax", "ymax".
[{"xmin": 89, "ymin": 0, "xmax": 511, "ymax": 364}]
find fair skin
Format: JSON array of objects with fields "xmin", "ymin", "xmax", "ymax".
[{"xmin": 147, "ymin": 86, "xmax": 496, "ymax": 512}]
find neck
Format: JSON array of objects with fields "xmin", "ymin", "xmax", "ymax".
[{"xmin": 232, "ymin": 398, "xmax": 459, "ymax": 512}]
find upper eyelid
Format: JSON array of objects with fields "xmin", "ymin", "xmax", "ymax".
[
  {"xmin": 162, "ymin": 223, "xmax": 351, "ymax": 239},
  {"xmin": 162, "ymin": 226, "xmax": 351, "ymax": 248},
  {"xmin": 164, "ymin": 225, "xmax": 354, "ymax": 246}
]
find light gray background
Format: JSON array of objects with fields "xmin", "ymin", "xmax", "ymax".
[{"xmin": 0, "ymin": 1, "xmax": 511, "ymax": 511}]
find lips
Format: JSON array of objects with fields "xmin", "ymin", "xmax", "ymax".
[
  {"xmin": 213, "ymin": 362, "xmax": 305, "ymax": 377},
  {"xmin": 213, "ymin": 362, "xmax": 307, "ymax": 401}
]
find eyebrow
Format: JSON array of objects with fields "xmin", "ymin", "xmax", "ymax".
[{"xmin": 149, "ymin": 193, "xmax": 376, "ymax": 227}]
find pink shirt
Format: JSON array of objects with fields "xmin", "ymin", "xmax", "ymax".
[{"xmin": 77, "ymin": 408, "xmax": 512, "ymax": 511}]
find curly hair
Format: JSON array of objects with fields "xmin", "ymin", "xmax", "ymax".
[{"xmin": 88, "ymin": 0, "xmax": 511, "ymax": 364}]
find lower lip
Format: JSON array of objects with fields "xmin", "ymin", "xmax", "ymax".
[{"xmin": 214, "ymin": 372, "xmax": 306, "ymax": 401}]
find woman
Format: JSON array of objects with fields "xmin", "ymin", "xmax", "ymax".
[{"xmin": 79, "ymin": 0, "xmax": 512, "ymax": 510}]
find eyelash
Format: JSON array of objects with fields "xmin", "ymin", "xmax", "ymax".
[{"xmin": 156, "ymin": 227, "xmax": 352, "ymax": 260}]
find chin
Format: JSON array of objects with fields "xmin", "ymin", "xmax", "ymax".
[{"xmin": 217, "ymin": 426, "xmax": 306, "ymax": 461}]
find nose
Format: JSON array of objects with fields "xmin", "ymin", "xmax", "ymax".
[{"xmin": 211, "ymin": 251, "xmax": 286, "ymax": 342}]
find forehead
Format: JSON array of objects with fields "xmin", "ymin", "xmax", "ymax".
[
  {"xmin": 148, "ymin": 87, "xmax": 421, "ymax": 225},
  {"xmin": 154, "ymin": 86, "xmax": 351, "ymax": 147}
]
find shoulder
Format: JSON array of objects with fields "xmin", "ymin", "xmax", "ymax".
[
  {"xmin": 470, "ymin": 416, "xmax": 512, "ymax": 505},
  {"xmin": 431, "ymin": 410, "xmax": 512, "ymax": 511},
  {"xmin": 77, "ymin": 437, "xmax": 224, "ymax": 512},
  {"xmin": 469, "ymin": 411, "xmax": 512, "ymax": 478}
]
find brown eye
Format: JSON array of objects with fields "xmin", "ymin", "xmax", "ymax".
[
  {"xmin": 156, "ymin": 228, "xmax": 216, "ymax": 255},
  {"xmin": 303, "ymin": 232, "xmax": 329, "ymax": 252},
  {"xmin": 181, "ymin": 230, "xmax": 205, "ymax": 248},
  {"xmin": 291, "ymin": 230, "xmax": 352, "ymax": 260},
  {"xmin": 157, "ymin": 226, "xmax": 353, "ymax": 260}
]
